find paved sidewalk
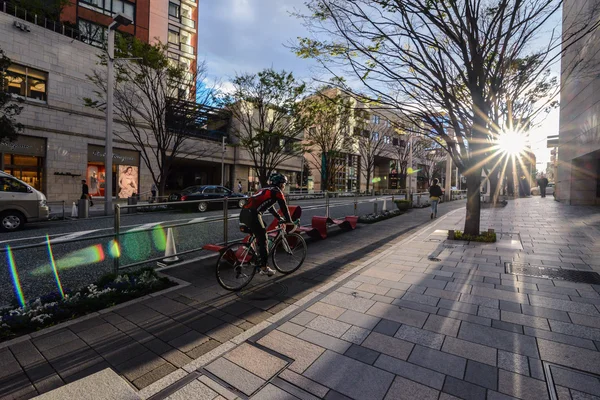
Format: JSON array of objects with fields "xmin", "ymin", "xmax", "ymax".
[
  {"xmin": 156, "ymin": 197, "xmax": 600, "ymax": 400},
  {"xmin": 0, "ymin": 198, "xmax": 465, "ymax": 399}
]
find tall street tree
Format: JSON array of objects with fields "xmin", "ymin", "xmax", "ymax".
[
  {"xmin": 84, "ymin": 37, "xmax": 220, "ymax": 195},
  {"xmin": 295, "ymin": 0, "xmax": 599, "ymax": 235},
  {"xmin": 303, "ymin": 89, "xmax": 354, "ymax": 191},
  {"xmin": 0, "ymin": 47, "xmax": 23, "ymax": 141},
  {"xmin": 225, "ymin": 68, "xmax": 310, "ymax": 187}
]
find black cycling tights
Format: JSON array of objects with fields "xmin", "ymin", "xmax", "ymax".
[{"xmin": 239, "ymin": 208, "xmax": 268, "ymax": 267}]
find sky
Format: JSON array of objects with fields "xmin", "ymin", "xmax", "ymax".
[{"xmin": 197, "ymin": 0, "xmax": 563, "ymax": 172}]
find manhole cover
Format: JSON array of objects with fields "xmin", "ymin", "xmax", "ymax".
[
  {"xmin": 505, "ymin": 262, "xmax": 600, "ymax": 284},
  {"xmin": 544, "ymin": 362, "xmax": 600, "ymax": 399},
  {"xmin": 236, "ymin": 282, "xmax": 287, "ymax": 301}
]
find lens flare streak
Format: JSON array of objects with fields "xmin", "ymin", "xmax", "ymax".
[
  {"xmin": 46, "ymin": 235, "xmax": 64, "ymax": 299},
  {"xmin": 6, "ymin": 245, "xmax": 25, "ymax": 308}
]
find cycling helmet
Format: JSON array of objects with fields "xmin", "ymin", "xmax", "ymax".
[{"xmin": 269, "ymin": 173, "xmax": 288, "ymax": 186}]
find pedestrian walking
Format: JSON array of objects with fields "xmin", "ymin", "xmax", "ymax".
[
  {"xmin": 151, "ymin": 183, "xmax": 157, "ymax": 202},
  {"xmin": 429, "ymin": 178, "xmax": 443, "ymax": 219},
  {"xmin": 538, "ymin": 174, "xmax": 549, "ymax": 198},
  {"xmin": 238, "ymin": 181, "xmax": 243, "ymax": 193},
  {"xmin": 81, "ymin": 179, "xmax": 94, "ymax": 207}
]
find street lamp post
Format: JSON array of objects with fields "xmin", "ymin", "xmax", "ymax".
[{"xmin": 105, "ymin": 13, "xmax": 132, "ymax": 215}]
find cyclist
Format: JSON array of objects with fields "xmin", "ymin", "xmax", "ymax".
[{"xmin": 239, "ymin": 173, "xmax": 294, "ymax": 276}]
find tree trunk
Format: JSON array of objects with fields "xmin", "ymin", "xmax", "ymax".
[
  {"xmin": 464, "ymin": 167, "xmax": 482, "ymax": 236},
  {"xmin": 366, "ymin": 169, "xmax": 371, "ymax": 194}
]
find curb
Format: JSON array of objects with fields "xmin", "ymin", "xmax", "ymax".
[{"xmin": 139, "ymin": 207, "xmax": 465, "ymax": 399}]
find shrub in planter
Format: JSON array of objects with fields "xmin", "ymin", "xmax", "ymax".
[
  {"xmin": 0, "ymin": 268, "xmax": 175, "ymax": 341},
  {"xmin": 394, "ymin": 200, "xmax": 412, "ymax": 211},
  {"xmin": 450, "ymin": 230, "xmax": 496, "ymax": 243},
  {"xmin": 358, "ymin": 209, "xmax": 403, "ymax": 223}
]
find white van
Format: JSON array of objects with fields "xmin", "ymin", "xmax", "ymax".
[{"xmin": 0, "ymin": 171, "xmax": 49, "ymax": 232}]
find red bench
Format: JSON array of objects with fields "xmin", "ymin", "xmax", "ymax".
[{"xmin": 310, "ymin": 215, "xmax": 359, "ymax": 239}]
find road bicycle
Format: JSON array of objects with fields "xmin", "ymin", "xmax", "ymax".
[{"xmin": 215, "ymin": 220, "xmax": 307, "ymax": 291}]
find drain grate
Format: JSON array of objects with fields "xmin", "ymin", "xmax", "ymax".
[
  {"xmin": 505, "ymin": 262, "xmax": 600, "ymax": 284},
  {"xmin": 544, "ymin": 362, "xmax": 600, "ymax": 400}
]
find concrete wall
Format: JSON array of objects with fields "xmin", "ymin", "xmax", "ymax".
[{"xmin": 558, "ymin": 0, "xmax": 600, "ymax": 204}]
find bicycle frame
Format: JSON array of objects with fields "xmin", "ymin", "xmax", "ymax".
[{"xmin": 238, "ymin": 223, "xmax": 296, "ymax": 268}]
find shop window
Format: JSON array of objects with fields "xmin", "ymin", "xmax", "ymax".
[{"xmin": 4, "ymin": 64, "xmax": 48, "ymax": 102}]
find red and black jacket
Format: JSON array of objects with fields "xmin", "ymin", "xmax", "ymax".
[{"xmin": 243, "ymin": 186, "xmax": 293, "ymax": 222}]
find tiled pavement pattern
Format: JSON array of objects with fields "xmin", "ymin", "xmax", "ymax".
[
  {"xmin": 0, "ymin": 198, "xmax": 466, "ymax": 399},
  {"xmin": 161, "ymin": 197, "xmax": 600, "ymax": 400}
]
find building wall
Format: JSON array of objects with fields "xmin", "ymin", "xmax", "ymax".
[{"xmin": 558, "ymin": 0, "xmax": 600, "ymax": 205}]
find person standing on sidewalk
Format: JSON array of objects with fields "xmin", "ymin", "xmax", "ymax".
[
  {"xmin": 538, "ymin": 174, "xmax": 549, "ymax": 198},
  {"xmin": 429, "ymin": 178, "xmax": 443, "ymax": 219},
  {"xmin": 151, "ymin": 183, "xmax": 157, "ymax": 202},
  {"xmin": 81, "ymin": 179, "xmax": 94, "ymax": 207}
]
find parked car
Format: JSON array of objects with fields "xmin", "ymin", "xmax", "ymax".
[
  {"xmin": 0, "ymin": 171, "xmax": 49, "ymax": 232},
  {"xmin": 169, "ymin": 185, "xmax": 248, "ymax": 212},
  {"xmin": 530, "ymin": 182, "xmax": 555, "ymax": 196}
]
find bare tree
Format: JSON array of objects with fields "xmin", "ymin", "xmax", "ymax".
[
  {"xmin": 84, "ymin": 38, "xmax": 221, "ymax": 195},
  {"xmin": 225, "ymin": 68, "xmax": 310, "ymax": 187},
  {"xmin": 295, "ymin": 0, "xmax": 599, "ymax": 234},
  {"xmin": 303, "ymin": 90, "xmax": 354, "ymax": 191},
  {"xmin": 353, "ymin": 109, "xmax": 393, "ymax": 193}
]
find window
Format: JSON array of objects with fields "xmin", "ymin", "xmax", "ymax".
[
  {"xmin": 168, "ymin": 29, "xmax": 180, "ymax": 44},
  {"xmin": 0, "ymin": 177, "xmax": 28, "ymax": 193},
  {"xmin": 385, "ymin": 119, "xmax": 391, "ymax": 127},
  {"xmin": 371, "ymin": 115, "xmax": 380, "ymax": 124},
  {"xmin": 169, "ymin": 2, "xmax": 180, "ymax": 18},
  {"xmin": 79, "ymin": 19, "xmax": 108, "ymax": 48},
  {"xmin": 80, "ymin": 0, "xmax": 135, "ymax": 21},
  {"xmin": 203, "ymin": 187, "xmax": 215, "ymax": 194},
  {"xmin": 372, "ymin": 132, "xmax": 379, "ymax": 141},
  {"xmin": 384, "ymin": 135, "xmax": 391, "ymax": 144},
  {"xmin": 4, "ymin": 64, "xmax": 48, "ymax": 101}
]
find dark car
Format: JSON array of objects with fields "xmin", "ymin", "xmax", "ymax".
[{"xmin": 169, "ymin": 185, "xmax": 248, "ymax": 212}]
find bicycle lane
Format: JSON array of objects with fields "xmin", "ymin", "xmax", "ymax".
[{"xmin": 0, "ymin": 200, "xmax": 466, "ymax": 400}]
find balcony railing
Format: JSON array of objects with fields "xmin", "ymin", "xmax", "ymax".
[
  {"xmin": 181, "ymin": 15, "xmax": 195, "ymax": 29},
  {"xmin": 180, "ymin": 43, "xmax": 195, "ymax": 55}
]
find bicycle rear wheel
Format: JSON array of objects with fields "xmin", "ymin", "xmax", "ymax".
[
  {"xmin": 272, "ymin": 233, "xmax": 307, "ymax": 274},
  {"xmin": 216, "ymin": 243, "xmax": 257, "ymax": 291}
]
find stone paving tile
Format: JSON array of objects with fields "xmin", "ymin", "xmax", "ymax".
[
  {"xmin": 408, "ymin": 345, "xmax": 466, "ymax": 379},
  {"xmin": 306, "ymin": 316, "xmax": 352, "ymax": 338},
  {"xmin": 32, "ymin": 330, "xmax": 79, "ymax": 352},
  {"xmin": 357, "ymin": 283, "xmax": 391, "ymax": 296},
  {"xmin": 460, "ymin": 294, "xmax": 500, "ymax": 308},
  {"xmin": 374, "ymin": 353, "xmax": 446, "ymax": 390},
  {"xmin": 549, "ymin": 319, "xmax": 600, "ymax": 341},
  {"xmin": 168, "ymin": 330, "xmax": 210, "ymax": 353},
  {"xmin": 324, "ymin": 390, "xmax": 353, "ymax": 399},
  {"xmin": 424, "ymin": 287, "xmax": 462, "ymax": 301},
  {"xmin": 373, "ymin": 319, "xmax": 401, "ymax": 336},
  {"xmin": 164, "ymin": 378, "xmax": 219, "ymax": 400},
  {"xmin": 114, "ymin": 351, "xmax": 167, "ymax": 382},
  {"xmin": 344, "ymin": 344, "xmax": 380, "ymax": 365},
  {"xmin": 478, "ymin": 306, "xmax": 500, "ymax": 320},
  {"xmin": 441, "ymin": 336, "xmax": 497, "ymax": 366},
  {"xmin": 498, "ymin": 350, "xmax": 529, "ymax": 375},
  {"xmin": 0, "ymin": 371, "xmax": 37, "ymax": 400},
  {"xmin": 470, "ymin": 287, "xmax": 529, "ymax": 304},
  {"xmin": 391, "ymin": 298, "xmax": 440, "ymax": 314},
  {"xmin": 400, "ymin": 292, "xmax": 441, "ymax": 307},
  {"xmin": 336, "ymin": 310, "xmax": 381, "ymax": 329},
  {"xmin": 257, "ymin": 330, "xmax": 325, "ymax": 374},
  {"xmin": 205, "ymin": 323, "xmax": 245, "ymax": 343},
  {"xmin": 307, "ymin": 302, "xmax": 346, "ymax": 319},
  {"xmin": 304, "ymin": 350, "xmax": 394, "ymax": 400},
  {"xmin": 394, "ymin": 324, "xmax": 445, "ymax": 349},
  {"xmin": 378, "ymin": 279, "xmax": 412, "ymax": 291},
  {"xmin": 569, "ymin": 313, "xmax": 600, "ymax": 329},
  {"xmin": 499, "ymin": 300, "xmax": 522, "ymax": 313},
  {"xmin": 442, "ymin": 376, "xmax": 487, "ymax": 400},
  {"xmin": 458, "ymin": 321, "xmax": 539, "ymax": 357},
  {"xmin": 438, "ymin": 299, "xmax": 479, "ymax": 315},
  {"xmin": 523, "ymin": 326, "xmax": 598, "ymax": 350},
  {"xmin": 322, "ymin": 292, "xmax": 376, "ymax": 313},
  {"xmin": 383, "ymin": 375, "xmax": 440, "ymax": 400},
  {"xmin": 537, "ymin": 338, "xmax": 600, "ymax": 375},
  {"xmin": 278, "ymin": 322, "xmax": 306, "ymax": 336},
  {"xmin": 205, "ymin": 357, "xmax": 264, "ymax": 397},
  {"xmin": 340, "ymin": 326, "xmax": 370, "ymax": 345},
  {"xmin": 465, "ymin": 360, "xmax": 498, "ymax": 390},
  {"xmin": 133, "ymin": 362, "xmax": 177, "ymax": 390},
  {"xmin": 528, "ymin": 295, "xmax": 599, "ymax": 316},
  {"xmin": 279, "ymin": 369, "xmax": 330, "ymax": 399},
  {"xmin": 252, "ymin": 383, "xmax": 303, "ymax": 400},
  {"xmin": 361, "ymin": 331, "xmax": 414, "ymax": 360},
  {"xmin": 499, "ymin": 309, "xmax": 550, "ymax": 330},
  {"xmin": 297, "ymin": 328, "xmax": 352, "ymax": 354},
  {"xmin": 422, "ymin": 314, "xmax": 461, "ymax": 337},
  {"xmin": 290, "ymin": 311, "xmax": 319, "ymax": 326},
  {"xmin": 498, "ymin": 369, "xmax": 549, "ymax": 400},
  {"xmin": 492, "ymin": 320, "xmax": 525, "ymax": 334},
  {"xmin": 437, "ymin": 308, "xmax": 491, "ymax": 326},
  {"xmin": 366, "ymin": 302, "xmax": 429, "ymax": 328},
  {"xmin": 520, "ymin": 304, "xmax": 571, "ymax": 322}
]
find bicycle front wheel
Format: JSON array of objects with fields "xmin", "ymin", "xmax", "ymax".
[
  {"xmin": 272, "ymin": 233, "xmax": 307, "ymax": 274},
  {"xmin": 216, "ymin": 243, "xmax": 257, "ymax": 291}
]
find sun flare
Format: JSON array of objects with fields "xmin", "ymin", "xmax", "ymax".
[{"xmin": 496, "ymin": 131, "xmax": 526, "ymax": 157}]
